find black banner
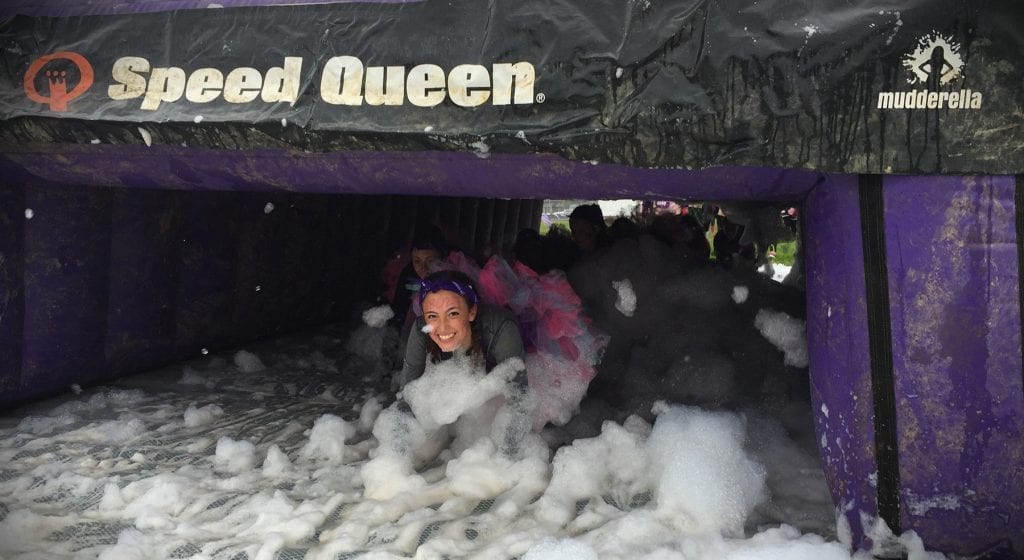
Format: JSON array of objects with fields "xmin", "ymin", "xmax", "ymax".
[{"xmin": 2, "ymin": 0, "xmax": 1022, "ymax": 173}]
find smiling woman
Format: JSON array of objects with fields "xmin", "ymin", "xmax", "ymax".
[
  {"xmin": 400, "ymin": 269, "xmax": 525, "ymax": 385},
  {"xmin": 422, "ymin": 284, "xmax": 478, "ymax": 353}
]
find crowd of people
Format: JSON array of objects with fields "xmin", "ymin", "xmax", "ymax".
[{"xmin": 366, "ymin": 202, "xmax": 804, "ymax": 465}]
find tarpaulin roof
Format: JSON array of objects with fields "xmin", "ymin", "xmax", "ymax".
[{"xmin": 2, "ymin": 0, "xmax": 1022, "ymax": 175}]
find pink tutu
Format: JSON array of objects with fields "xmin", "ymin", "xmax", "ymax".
[{"xmin": 444, "ymin": 254, "xmax": 608, "ymax": 429}]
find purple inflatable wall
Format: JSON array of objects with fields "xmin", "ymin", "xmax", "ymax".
[
  {"xmin": 806, "ymin": 174, "xmax": 1024, "ymax": 555},
  {"xmin": 0, "ymin": 172, "xmax": 544, "ymax": 410},
  {"xmin": 804, "ymin": 175, "xmax": 881, "ymax": 545},
  {"xmin": 884, "ymin": 176, "xmax": 1023, "ymax": 553}
]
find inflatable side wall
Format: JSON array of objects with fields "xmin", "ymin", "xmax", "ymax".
[
  {"xmin": 806, "ymin": 174, "xmax": 1024, "ymax": 555},
  {"xmin": 0, "ymin": 175, "xmax": 542, "ymax": 409}
]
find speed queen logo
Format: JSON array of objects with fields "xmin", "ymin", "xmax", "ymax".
[{"xmin": 23, "ymin": 51, "xmax": 95, "ymax": 112}]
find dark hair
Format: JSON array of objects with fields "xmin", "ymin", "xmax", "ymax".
[
  {"xmin": 608, "ymin": 216, "xmax": 639, "ymax": 240},
  {"xmin": 541, "ymin": 225, "xmax": 579, "ymax": 271},
  {"xmin": 419, "ymin": 270, "xmax": 485, "ymax": 364},
  {"xmin": 410, "ymin": 224, "xmax": 447, "ymax": 254},
  {"xmin": 569, "ymin": 204, "xmax": 607, "ymax": 232},
  {"xmin": 513, "ymin": 228, "xmax": 548, "ymax": 274}
]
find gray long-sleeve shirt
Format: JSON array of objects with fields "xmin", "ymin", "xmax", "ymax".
[{"xmin": 398, "ymin": 303, "xmax": 525, "ymax": 386}]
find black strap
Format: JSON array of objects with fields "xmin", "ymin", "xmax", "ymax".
[
  {"xmin": 1017, "ymin": 175, "xmax": 1024, "ymax": 401},
  {"xmin": 858, "ymin": 174, "xmax": 901, "ymax": 535}
]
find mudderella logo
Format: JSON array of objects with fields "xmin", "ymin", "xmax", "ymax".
[
  {"xmin": 23, "ymin": 51, "xmax": 95, "ymax": 112},
  {"xmin": 877, "ymin": 33, "xmax": 982, "ymax": 110}
]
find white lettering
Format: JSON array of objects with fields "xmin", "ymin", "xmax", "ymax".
[
  {"xmin": 141, "ymin": 67, "xmax": 186, "ymax": 111},
  {"xmin": 223, "ymin": 67, "xmax": 262, "ymax": 103},
  {"xmin": 877, "ymin": 88, "xmax": 982, "ymax": 110},
  {"xmin": 261, "ymin": 57, "xmax": 302, "ymax": 105},
  {"xmin": 406, "ymin": 64, "xmax": 446, "ymax": 107},
  {"xmin": 108, "ymin": 57, "xmax": 149, "ymax": 100},
  {"xmin": 448, "ymin": 64, "xmax": 490, "ymax": 107},
  {"xmin": 321, "ymin": 56, "xmax": 364, "ymax": 105},
  {"xmin": 107, "ymin": 55, "xmax": 539, "ymax": 111},
  {"xmin": 185, "ymin": 68, "xmax": 223, "ymax": 103},
  {"xmin": 364, "ymin": 66, "xmax": 404, "ymax": 106},
  {"xmin": 492, "ymin": 62, "xmax": 535, "ymax": 105}
]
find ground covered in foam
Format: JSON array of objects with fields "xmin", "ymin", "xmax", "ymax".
[{"xmin": 0, "ymin": 318, "xmax": 929, "ymax": 560}]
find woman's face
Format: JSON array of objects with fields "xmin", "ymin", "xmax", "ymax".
[
  {"xmin": 411, "ymin": 248, "xmax": 442, "ymax": 279},
  {"xmin": 422, "ymin": 290, "xmax": 477, "ymax": 352}
]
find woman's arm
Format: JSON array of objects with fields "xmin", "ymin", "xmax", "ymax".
[
  {"xmin": 479, "ymin": 304, "xmax": 525, "ymax": 365},
  {"xmin": 487, "ymin": 313, "xmax": 526, "ymax": 365},
  {"xmin": 397, "ymin": 316, "xmax": 428, "ymax": 388}
]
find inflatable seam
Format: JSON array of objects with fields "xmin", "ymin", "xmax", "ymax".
[
  {"xmin": 1017, "ymin": 175, "xmax": 1024, "ymax": 402},
  {"xmin": 858, "ymin": 174, "xmax": 901, "ymax": 535}
]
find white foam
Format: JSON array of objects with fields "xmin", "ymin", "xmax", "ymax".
[
  {"xmin": 214, "ymin": 436, "xmax": 257, "ymax": 473},
  {"xmin": 69, "ymin": 418, "xmax": 146, "ymax": 444},
  {"xmin": 647, "ymin": 404, "xmax": 767, "ymax": 536},
  {"xmin": 0, "ymin": 247, "xmax": 896, "ymax": 560},
  {"xmin": 358, "ymin": 396, "xmax": 384, "ymax": 433},
  {"xmin": 234, "ymin": 350, "xmax": 266, "ymax": 372},
  {"xmin": 403, "ymin": 355, "xmax": 523, "ymax": 430},
  {"xmin": 362, "ymin": 305, "xmax": 394, "ymax": 328},
  {"xmin": 754, "ymin": 310, "xmax": 809, "ymax": 367},
  {"xmin": 732, "ymin": 285, "xmax": 750, "ymax": 304},
  {"xmin": 524, "ymin": 538, "xmax": 599, "ymax": 560},
  {"xmin": 262, "ymin": 444, "xmax": 293, "ymax": 477},
  {"xmin": 97, "ymin": 529, "xmax": 150, "ymax": 560},
  {"xmin": 184, "ymin": 403, "xmax": 223, "ymax": 427},
  {"xmin": 299, "ymin": 414, "xmax": 355, "ymax": 463},
  {"xmin": 612, "ymin": 279, "xmax": 636, "ymax": 316}
]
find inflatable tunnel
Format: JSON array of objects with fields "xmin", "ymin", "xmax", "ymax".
[{"xmin": 1, "ymin": 0, "xmax": 1022, "ymax": 556}]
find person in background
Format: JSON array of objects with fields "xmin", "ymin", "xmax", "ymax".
[
  {"xmin": 542, "ymin": 224, "xmax": 579, "ymax": 273},
  {"xmin": 512, "ymin": 228, "xmax": 549, "ymax": 275},
  {"xmin": 607, "ymin": 216, "xmax": 640, "ymax": 241},
  {"xmin": 568, "ymin": 203, "xmax": 609, "ymax": 255},
  {"xmin": 390, "ymin": 225, "xmax": 447, "ymax": 338}
]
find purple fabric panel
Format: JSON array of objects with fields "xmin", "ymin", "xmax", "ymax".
[
  {"xmin": 104, "ymin": 189, "xmax": 183, "ymax": 376},
  {"xmin": 273, "ymin": 197, "xmax": 338, "ymax": 331},
  {"xmin": 804, "ymin": 174, "xmax": 878, "ymax": 548},
  {"xmin": 21, "ymin": 185, "xmax": 113, "ymax": 398},
  {"xmin": 228, "ymin": 192, "xmax": 342, "ymax": 338},
  {"xmin": 228, "ymin": 193, "xmax": 293, "ymax": 341},
  {"xmin": 0, "ymin": 0, "xmax": 418, "ymax": 18},
  {"xmin": 0, "ymin": 184, "xmax": 26, "ymax": 410},
  {"xmin": 884, "ymin": 176, "xmax": 1023, "ymax": 554},
  {"xmin": 173, "ymin": 192, "xmax": 242, "ymax": 355},
  {"xmin": 2, "ymin": 146, "xmax": 822, "ymax": 200}
]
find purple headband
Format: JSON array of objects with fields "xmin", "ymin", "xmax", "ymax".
[{"xmin": 419, "ymin": 278, "xmax": 479, "ymax": 307}]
